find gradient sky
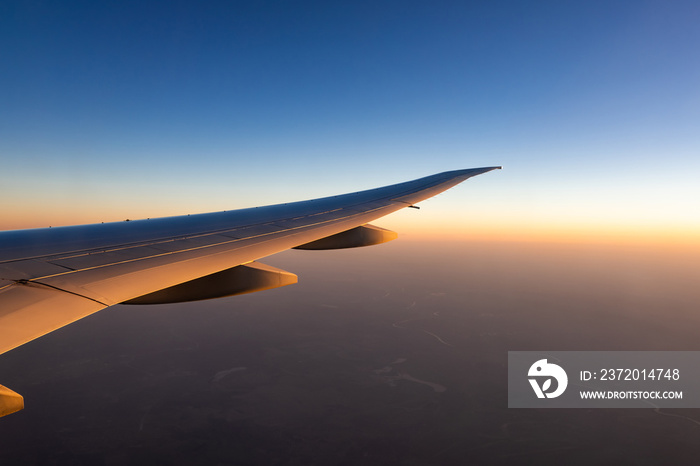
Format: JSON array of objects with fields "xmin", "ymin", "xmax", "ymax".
[{"xmin": 2, "ymin": 1, "xmax": 699, "ymax": 244}]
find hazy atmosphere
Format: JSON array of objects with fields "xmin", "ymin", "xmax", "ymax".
[{"xmin": 1, "ymin": 242, "xmax": 699, "ymax": 464}]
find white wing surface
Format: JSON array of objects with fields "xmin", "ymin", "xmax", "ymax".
[{"xmin": 0, "ymin": 167, "xmax": 500, "ymax": 416}]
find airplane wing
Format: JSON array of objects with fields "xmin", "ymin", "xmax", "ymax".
[{"xmin": 0, "ymin": 167, "xmax": 500, "ymax": 416}]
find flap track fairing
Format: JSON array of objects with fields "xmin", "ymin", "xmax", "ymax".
[
  {"xmin": 293, "ymin": 224, "xmax": 397, "ymax": 250},
  {"xmin": 122, "ymin": 262, "xmax": 297, "ymax": 305},
  {"xmin": 0, "ymin": 384, "xmax": 24, "ymax": 417}
]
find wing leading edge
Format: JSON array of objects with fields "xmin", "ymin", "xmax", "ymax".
[{"xmin": 0, "ymin": 167, "xmax": 500, "ymax": 416}]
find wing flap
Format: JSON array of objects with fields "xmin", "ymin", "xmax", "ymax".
[
  {"xmin": 0, "ymin": 260, "xmax": 72, "ymax": 280},
  {"xmin": 0, "ymin": 282, "xmax": 106, "ymax": 354}
]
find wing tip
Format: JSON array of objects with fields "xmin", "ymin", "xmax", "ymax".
[{"xmin": 451, "ymin": 165, "xmax": 502, "ymax": 179}]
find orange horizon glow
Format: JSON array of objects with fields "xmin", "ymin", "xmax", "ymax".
[
  {"xmin": 397, "ymin": 224, "xmax": 700, "ymax": 247},
  {"xmin": 3, "ymin": 210, "xmax": 698, "ymax": 252}
]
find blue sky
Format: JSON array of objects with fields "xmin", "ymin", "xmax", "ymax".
[{"xmin": 2, "ymin": 1, "xmax": 699, "ymax": 242}]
